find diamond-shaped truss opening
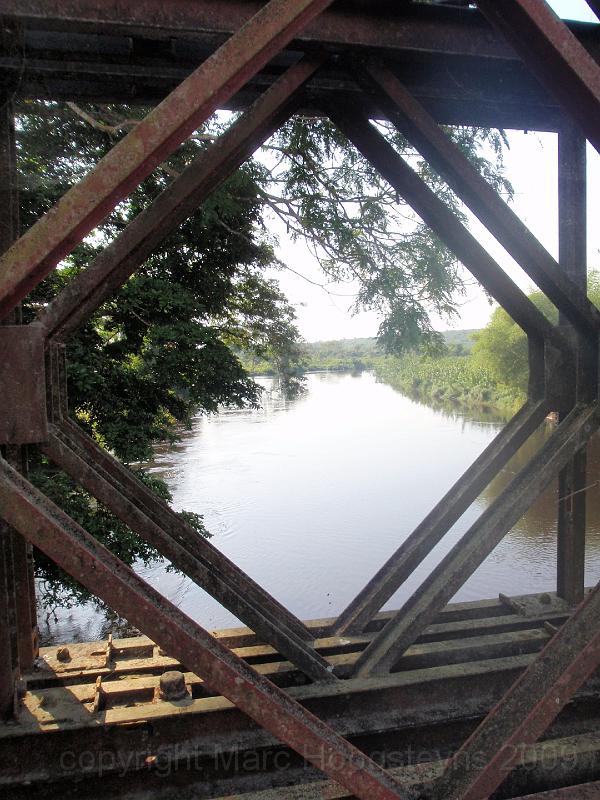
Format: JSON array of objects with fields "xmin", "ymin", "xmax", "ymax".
[{"xmin": 2, "ymin": 2, "xmax": 600, "ymax": 799}]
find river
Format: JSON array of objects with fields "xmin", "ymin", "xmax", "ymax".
[{"xmin": 40, "ymin": 370, "xmax": 600, "ymax": 643}]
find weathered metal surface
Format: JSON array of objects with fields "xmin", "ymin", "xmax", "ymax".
[
  {"xmin": 335, "ymin": 401, "xmax": 548, "ymax": 636},
  {"xmin": 59, "ymin": 416, "xmax": 312, "ymax": 640},
  {"xmin": 0, "ymin": 456, "xmax": 405, "ymax": 800},
  {"xmin": 557, "ymin": 124, "xmax": 591, "ymax": 606},
  {"xmin": 350, "ymin": 403, "xmax": 600, "ymax": 677},
  {"xmin": 356, "ymin": 61, "xmax": 600, "ymax": 341},
  {"xmin": 39, "ymin": 55, "xmax": 325, "ymax": 339},
  {"xmin": 0, "ymin": 524, "xmax": 19, "ymax": 720},
  {"xmin": 433, "ymin": 579, "xmax": 600, "ymax": 800},
  {"xmin": 0, "ymin": 0, "xmax": 334, "ymax": 321},
  {"xmin": 2, "ymin": 4, "xmax": 599, "ymax": 130},
  {"xmin": 42, "ymin": 426, "xmax": 335, "ymax": 683},
  {"xmin": 330, "ymin": 106, "xmax": 565, "ymax": 348},
  {"xmin": 477, "ymin": 0, "xmax": 600, "ymax": 153},
  {"xmin": 0, "ymin": 325, "xmax": 48, "ymax": 445}
]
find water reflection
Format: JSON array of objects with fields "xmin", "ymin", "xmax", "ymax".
[{"xmin": 42, "ymin": 372, "xmax": 600, "ymax": 642}]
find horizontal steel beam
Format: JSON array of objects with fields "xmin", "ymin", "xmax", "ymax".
[
  {"xmin": 0, "ymin": 0, "xmax": 333, "ymax": 321},
  {"xmin": 4, "ymin": 1, "xmax": 599, "ymax": 62},
  {"xmin": 0, "ymin": 455, "xmax": 404, "ymax": 800}
]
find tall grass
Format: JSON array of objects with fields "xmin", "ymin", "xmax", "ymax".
[{"xmin": 374, "ymin": 354, "xmax": 525, "ymax": 417}]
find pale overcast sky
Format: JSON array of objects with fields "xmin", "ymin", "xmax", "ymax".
[{"xmin": 266, "ymin": 0, "xmax": 600, "ymax": 343}]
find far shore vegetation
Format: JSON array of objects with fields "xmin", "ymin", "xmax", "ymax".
[{"xmin": 244, "ymin": 272, "xmax": 600, "ymax": 419}]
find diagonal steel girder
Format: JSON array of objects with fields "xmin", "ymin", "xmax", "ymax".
[
  {"xmin": 0, "ymin": 0, "xmax": 334, "ymax": 321},
  {"xmin": 335, "ymin": 400, "xmax": 549, "ymax": 636},
  {"xmin": 354, "ymin": 61, "xmax": 600, "ymax": 341},
  {"xmin": 38, "ymin": 55, "xmax": 326, "ymax": 341},
  {"xmin": 350, "ymin": 403, "xmax": 600, "ymax": 678},
  {"xmin": 477, "ymin": 0, "xmax": 600, "ymax": 153},
  {"xmin": 42, "ymin": 423, "xmax": 335, "ymax": 684},
  {"xmin": 0, "ymin": 455, "xmax": 404, "ymax": 800},
  {"xmin": 433, "ymin": 577, "xmax": 600, "ymax": 800},
  {"xmin": 329, "ymin": 106, "xmax": 567, "ymax": 351}
]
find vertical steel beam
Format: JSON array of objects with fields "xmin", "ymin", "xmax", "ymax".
[
  {"xmin": 0, "ymin": 95, "xmax": 37, "ymax": 681},
  {"xmin": 0, "ymin": 522, "xmax": 18, "ymax": 719},
  {"xmin": 433, "ymin": 578, "xmax": 600, "ymax": 800},
  {"xmin": 477, "ymin": 0, "xmax": 600, "ymax": 153},
  {"xmin": 0, "ymin": 0, "xmax": 334, "ymax": 321},
  {"xmin": 557, "ymin": 124, "xmax": 590, "ymax": 605},
  {"xmin": 0, "ymin": 456, "xmax": 404, "ymax": 800}
]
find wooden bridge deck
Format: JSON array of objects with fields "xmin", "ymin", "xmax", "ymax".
[{"xmin": 2, "ymin": 590, "xmax": 600, "ymax": 799}]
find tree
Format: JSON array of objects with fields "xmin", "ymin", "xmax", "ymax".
[
  {"xmin": 15, "ymin": 100, "xmax": 510, "ymax": 611},
  {"xmin": 472, "ymin": 272, "xmax": 600, "ymax": 392}
]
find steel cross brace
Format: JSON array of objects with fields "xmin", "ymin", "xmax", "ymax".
[
  {"xmin": 433, "ymin": 576, "xmax": 600, "ymax": 800},
  {"xmin": 353, "ymin": 61, "xmax": 600, "ymax": 342},
  {"xmin": 42, "ymin": 422, "xmax": 335, "ymax": 684},
  {"xmin": 349, "ymin": 403, "xmax": 600, "ymax": 678},
  {"xmin": 0, "ymin": 455, "xmax": 404, "ymax": 800},
  {"xmin": 477, "ymin": 0, "xmax": 600, "ymax": 153},
  {"xmin": 335, "ymin": 401, "xmax": 549, "ymax": 636},
  {"xmin": 38, "ymin": 55, "xmax": 326, "ymax": 341},
  {"xmin": 0, "ymin": 0, "xmax": 334, "ymax": 320}
]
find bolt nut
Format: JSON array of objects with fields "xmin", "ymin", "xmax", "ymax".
[
  {"xmin": 158, "ymin": 670, "xmax": 187, "ymax": 701},
  {"xmin": 56, "ymin": 647, "xmax": 71, "ymax": 663}
]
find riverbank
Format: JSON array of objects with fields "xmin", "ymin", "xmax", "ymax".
[{"xmin": 373, "ymin": 354, "xmax": 525, "ymax": 419}]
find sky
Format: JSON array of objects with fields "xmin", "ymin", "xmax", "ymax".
[{"xmin": 264, "ymin": 0, "xmax": 600, "ymax": 343}]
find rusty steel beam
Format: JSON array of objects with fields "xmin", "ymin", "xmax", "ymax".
[
  {"xmin": 356, "ymin": 61, "xmax": 600, "ymax": 340},
  {"xmin": 477, "ymin": 0, "xmax": 600, "ymax": 153},
  {"xmin": 39, "ymin": 56, "xmax": 324, "ymax": 339},
  {"xmin": 0, "ymin": 96, "xmax": 37, "ymax": 680},
  {"xmin": 0, "ymin": 455, "xmax": 405, "ymax": 800},
  {"xmin": 433, "ymin": 579, "xmax": 600, "ymax": 800},
  {"xmin": 4, "ymin": 0, "xmax": 600, "ymax": 64},
  {"xmin": 57, "ymin": 415, "xmax": 312, "ymax": 641},
  {"xmin": 557, "ymin": 124, "xmax": 591, "ymax": 606},
  {"xmin": 329, "ymin": 106, "xmax": 566, "ymax": 350},
  {"xmin": 350, "ymin": 403, "xmax": 600, "ymax": 677},
  {"xmin": 0, "ymin": 522, "xmax": 18, "ymax": 719},
  {"xmin": 0, "ymin": 0, "xmax": 334, "ymax": 321},
  {"xmin": 42, "ymin": 426, "xmax": 335, "ymax": 683},
  {"xmin": 335, "ymin": 401, "xmax": 549, "ymax": 636}
]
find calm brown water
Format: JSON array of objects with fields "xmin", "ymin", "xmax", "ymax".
[{"xmin": 41, "ymin": 371, "xmax": 600, "ymax": 643}]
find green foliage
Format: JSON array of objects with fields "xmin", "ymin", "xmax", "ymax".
[
  {"xmin": 471, "ymin": 272, "xmax": 600, "ymax": 393},
  {"xmin": 263, "ymin": 118, "xmax": 511, "ymax": 352},
  {"xmin": 374, "ymin": 353, "xmax": 524, "ymax": 418},
  {"xmin": 17, "ymin": 101, "xmax": 303, "ymax": 609}
]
